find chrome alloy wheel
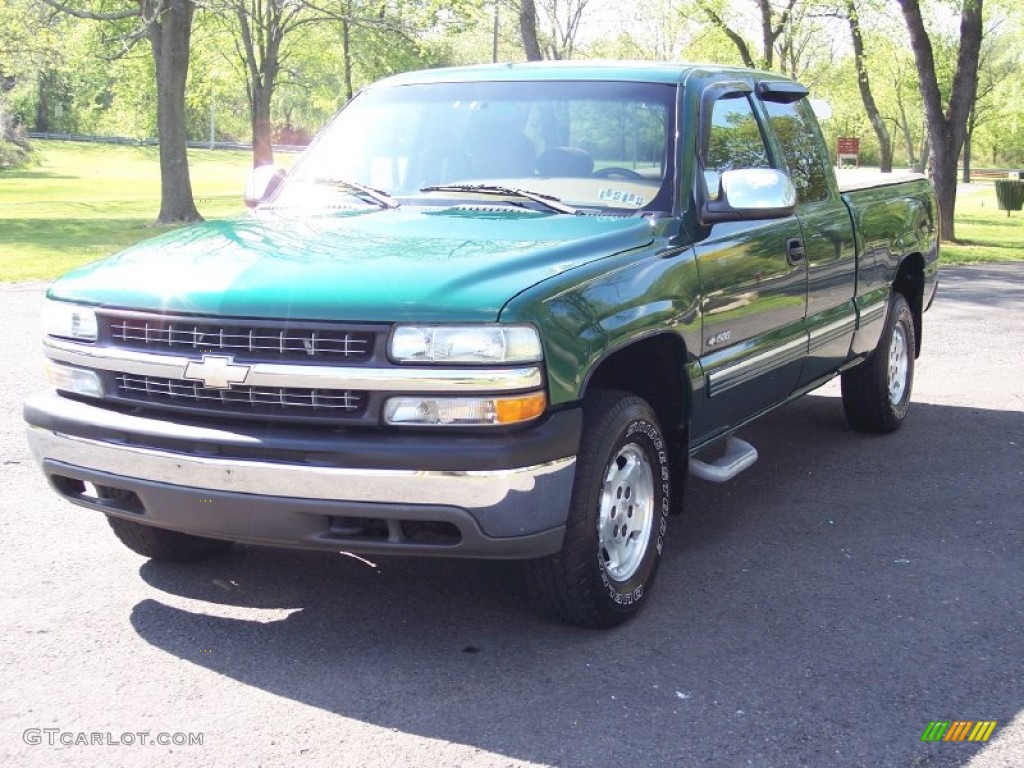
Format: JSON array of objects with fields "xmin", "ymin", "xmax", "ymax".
[
  {"xmin": 887, "ymin": 323, "xmax": 909, "ymax": 405},
  {"xmin": 597, "ymin": 444, "xmax": 655, "ymax": 582}
]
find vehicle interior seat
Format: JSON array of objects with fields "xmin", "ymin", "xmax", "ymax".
[
  {"xmin": 536, "ymin": 147, "xmax": 595, "ymax": 177},
  {"xmin": 464, "ymin": 127, "xmax": 537, "ymax": 179}
]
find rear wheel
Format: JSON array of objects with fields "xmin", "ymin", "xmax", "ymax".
[
  {"xmin": 107, "ymin": 515, "xmax": 233, "ymax": 562},
  {"xmin": 841, "ymin": 293, "xmax": 916, "ymax": 433},
  {"xmin": 526, "ymin": 390, "xmax": 671, "ymax": 628}
]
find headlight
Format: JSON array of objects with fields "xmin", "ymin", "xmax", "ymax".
[
  {"xmin": 384, "ymin": 392, "xmax": 547, "ymax": 427},
  {"xmin": 389, "ymin": 325, "xmax": 542, "ymax": 364},
  {"xmin": 43, "ymin": 300, "xmax": 98, "ymax": 342},
  {"xmin": 45, "ymin": 362, "xmax": 104, "ymax": 398}
]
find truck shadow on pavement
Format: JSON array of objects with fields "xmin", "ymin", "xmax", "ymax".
[{"xmin": 131, "ymin": 394, "xmax": 1023, "ymax": 767}]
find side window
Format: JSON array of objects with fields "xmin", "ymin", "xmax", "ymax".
[
  {"xmin": 704, "ymin": 94, "xmax": 770, "ymax": 199},
  {"xmin": 762, "ymin": 97, "xmax": 831, "ymax": 203}
]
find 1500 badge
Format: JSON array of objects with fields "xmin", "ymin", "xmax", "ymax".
[{"xmin": 707, "ymin": 330, "xmax": 732, "ymax": 347}]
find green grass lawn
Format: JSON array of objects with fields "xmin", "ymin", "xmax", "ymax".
[
  {"xmin": 0, "ymin": 141, "xmax": 253, "ymax": 282},
  {"xmin": 1, "ymin": 142, "xmax": 1021, "ymax": 281},
  {"xmin": 941, "ymin": 185, "xmax": 1024, "ymax": 265}
]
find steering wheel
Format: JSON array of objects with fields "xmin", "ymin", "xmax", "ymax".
[{"xmin": 592, "ymin": 167, "xmax": 644, "ymax": 180}]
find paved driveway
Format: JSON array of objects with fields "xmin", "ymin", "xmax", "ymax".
[{"xmin": 1, "ymin": 266, "xmax": 1021, "ymax": 767}]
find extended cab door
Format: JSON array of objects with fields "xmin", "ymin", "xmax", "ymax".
[
  {"xmin": 690, "ymin": 88, "xmax": 808, "ymax": 442},
  {"xmin": 757, "ymin": 88, "xmax": 858, "ymax": 385}
]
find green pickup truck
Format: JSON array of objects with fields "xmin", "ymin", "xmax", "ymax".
[{"xmin": 25, "ymin": 62, "xmax": 937, "ymax": 628}]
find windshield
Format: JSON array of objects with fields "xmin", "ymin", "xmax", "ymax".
[{"xmin": 278, "ymin": 79, "xmax": 677, "ymax": 213}]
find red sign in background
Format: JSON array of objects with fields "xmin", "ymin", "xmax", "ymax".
[{"xmin": 837, "ymin": 137, "xmax": 860, "ymax": 166}]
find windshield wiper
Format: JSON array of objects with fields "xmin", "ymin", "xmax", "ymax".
[
  {"xmin": 313, "ymin": 177, "xmax": 400, "ymax": 209},
  {"xmin": 419, "ymin": 184, "xmax": 579, "ymax": 215}
]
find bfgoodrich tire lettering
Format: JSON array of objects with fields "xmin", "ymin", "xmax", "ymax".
[
  {"xmin": 841, "ymin": 292, "xmax": 916, "ymax": 433},
  {"xmin": 526, "ymin": 390, "xmax": 671, "ymax": 628}
]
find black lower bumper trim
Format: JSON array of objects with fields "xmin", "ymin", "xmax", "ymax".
[{"xmin": 44, "ymin": 460, "xmax": 565, "ymax": 560}]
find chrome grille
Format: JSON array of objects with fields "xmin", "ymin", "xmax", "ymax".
[
  {"xmin": 108, "ymin": 317, "xmax": 373, "ymax": 361},
  {"xmin": 114, "ymin": 374, "xmax": 365, "ymax": 417}
]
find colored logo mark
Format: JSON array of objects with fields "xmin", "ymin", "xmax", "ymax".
[{"xmin": 921, "ymin": 721, "xmax": 998, "ymax": 742}]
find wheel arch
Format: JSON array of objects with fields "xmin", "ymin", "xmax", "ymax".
[
  {"xmin": 581, "ymin": 332, "xmax": 692, "ymax": 469},
  {"xmin": 894, "ymin": 252, "xmax": 925, "ymax": 357}
]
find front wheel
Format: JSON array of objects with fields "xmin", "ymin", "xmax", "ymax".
[
  {"xmin": 841, "ymin": 293, "xmax": 916, "ymax": 433},
  {"xmin": 525, "ymin": 390, "xmax": 671, "ymax": 628},
  {"xmin": 107, "ymin": 515, "xmax": 233, "ymax": 562}
]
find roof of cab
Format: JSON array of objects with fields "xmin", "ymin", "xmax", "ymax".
[{"xmin": 371, "ymin": 60, "xmax": 785, "ymax": 88}]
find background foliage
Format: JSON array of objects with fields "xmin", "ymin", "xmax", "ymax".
[{"xmin": 0, "ymin": 0, "xmax": 1020, "ymax": 169}]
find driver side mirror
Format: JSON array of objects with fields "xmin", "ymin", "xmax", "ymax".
[
  {"xmin": 700, "ymin": 168, "xmax": 797, "ymax": 224},
  {"xmin": 244, "ymin": 165, "xmax": 286, "ymax": 208}
]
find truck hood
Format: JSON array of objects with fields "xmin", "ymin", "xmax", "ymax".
[{"xmin": 48, "ymin": 208, "xmax": 655, "ymax": 323}]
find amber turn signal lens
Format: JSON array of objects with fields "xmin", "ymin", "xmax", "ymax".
[{"xmin": 494, "ymin": 392, "xmax": 547, "ymax": 424}]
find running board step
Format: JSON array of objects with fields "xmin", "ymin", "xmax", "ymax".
[{"xmin": 689, "ymin": 437, "xmax": 758, "ymax": 483}]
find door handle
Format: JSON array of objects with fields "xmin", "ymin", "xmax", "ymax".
[{"xmin": 786, "ymin": 238, "xmax": 805, "ymax": 265}]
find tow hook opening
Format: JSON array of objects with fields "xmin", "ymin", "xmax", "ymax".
[
  {"xmin": 50, "ymin": 474, "xmax": 145, "ymax": 515},
  {"xmin": 327, "ymin": 516, "xmax": 462, "ymax": 546}
]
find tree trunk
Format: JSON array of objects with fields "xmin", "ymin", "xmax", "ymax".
[
  {"xmin": 233, "ymin": 0, "xmax": 283, "ymax": 169},
  {"xmin": 895, "ymin": 95, "xmax": 916, "ymax": 170},
  {"xmin": 962, "ymin": 130, "xmax": 972, "ymax": 184},
  {"xmin": 898, "ymin": 0, "xmax": 984, "ymax": 242},
  {"xmin": 962, "ymin": 106, "xmax": 979, "ymax": 184},
  {"xmin": 697, "ymin": 1, "xmax": 756, "ymax": 69},
  {"xmin": 847, "ymin": 1, "xmax": 892, "ymax": 172},
  {"xmin": 148, "ymin": 0, "xmax": 201, "ymax": 225},
  {"xmin": 758, "ymin": 0, "xmax": 774, "ymax": 70},
  {"xmin": 930, "ymin": 133, "xmax": 958, "ymax": 239},
  {"xmin": 342, "ymin": 14, "xmax": 353, "ymax": 102},
  {"xmin": 519, "ymin": 0, "xmax": 543, "ymax": 61},
  {"xmin": 873, "ymin": 115, "xmax": 894, "ymax": 173},
  {"xmin": 250, "ymin": 83, "xmax": 274, "ymax": 167},
  {"xmin": 35, "ymin": 76, "xmax": 49, "ymax": 132}
]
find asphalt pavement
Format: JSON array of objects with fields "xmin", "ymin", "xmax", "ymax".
[{"xmin": 1, "ymin": 265, "xmax": 1021, "ymax": 767}]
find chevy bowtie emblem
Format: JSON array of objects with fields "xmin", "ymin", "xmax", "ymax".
[{"xmin": 183, "ymin": 355, "xmax": 251, "ymax": 389}]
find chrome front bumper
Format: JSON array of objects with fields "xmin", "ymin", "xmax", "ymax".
[{"xmin": 25, "ymin": 392, "xmax": 578, "ymax": 559}]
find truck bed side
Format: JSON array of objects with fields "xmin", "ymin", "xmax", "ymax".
[{"xmin": 842, "ymin": 177, "xmax": 938, "ymax": 357}]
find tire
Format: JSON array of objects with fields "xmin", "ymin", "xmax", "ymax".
[
  {"xmin": 841, "ymin": 292, "xmax": 916, "ymax": 433},
  {"xmin": 107, "ymin": 515, "xmax": 233, "ymax": 562},
  {"xmin": 526, "ymin": 390, "xmax": 671, "ymax": 628}
]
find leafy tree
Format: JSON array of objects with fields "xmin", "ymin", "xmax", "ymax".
[
  {"xmin": 510, "ymin": 0, "xmax": 591, "ymax": 61},
  {"xmin": 518, "ymin": 0, "xmax": 542, "ymax": 60},
  {"xmin": 872, "ymin": 28, "xmax": 925, "ymax": 170},
  {"xmin": 844, "ymin": 0, "xmax": 892, "ymax": 172},
  {"xmin": 0, "ymin": 0, "xmax": 65, "ymax": 166},
  {"xmin": 0, "ymin": 91, "xmax": 32, "ymax": 169},
  {"xmin": 897, "ymin": 0, "xmax": 984, "ymax": 241},
  {"xmin": 684, "ymin": 0, "xmax": 842, "ymax": 80},
  {"xmin": 538, "ymin": 0, "xmax": 592, "ymax": 59},
  {"xmin": 693, "ymin": 0, "xmax": 800, "ymax": 72},
  {"xmin": 971, "ymin": 38, "xmax": 1024, "ymax": 168},
  {"xmin": 962, "ymin": 16, "xmax": 1019, "ymax": 179},
  {"xmin": 209, "ymin": 0, "xmax": 313, "ymax": 167},
  {"xmin": 39, "ymin": 0, "xmax": 203, "ymax": 224},
  {"xmin": 184, "ymin": 18, "xmax": 247, "ymax": 142},
  {"xmin": 583, "ymin": 0, "xmax": 692, "ymax": 60},
  {"xmin": 303, "ymin": 1, "xmax": 471, "ymax": 99},
  {"xmin": 2, "ymin": 13, "xmax": 142, "ymax": 139},
  {"xmin": 439, "ymin": 1, "xmax": 523, "ymax": 65}
]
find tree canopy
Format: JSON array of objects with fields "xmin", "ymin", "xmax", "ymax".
[{"xmin": 2, "ymin": 0, "xmax": 1021, "ymax": 234}]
